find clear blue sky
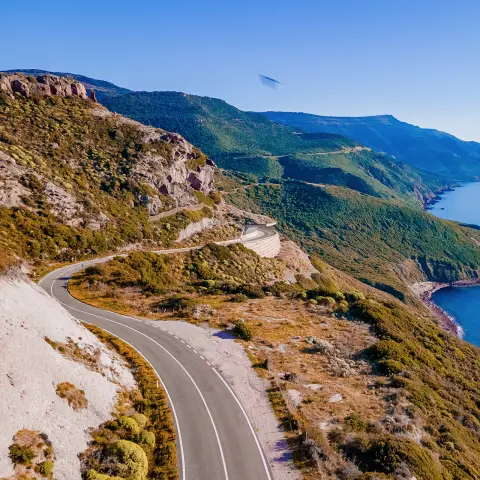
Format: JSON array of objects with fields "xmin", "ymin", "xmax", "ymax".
[{"xmin": 2, "ymin": 0, "xmax": 480, "ymax": 140}]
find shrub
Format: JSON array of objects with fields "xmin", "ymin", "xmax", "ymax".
[
  {"xmin": 233, "ymin": 321, "xmax": 253, "ymax": 341},
  {"xmin": 85, "ymin": 265, "xmax": 103, "ymax": 276},
  {"xmin": 9, "ymin": 443, "xmax": 35, "ymax": 465},
  {"xmin": 231, "ymin": 293, "xmax": 248, "ymax": 303},
  {"xmin": 108, "ymin": 440, "xmax": 148, "ymax": 480},
  {"xmin": 345, "ymin": 291, "xmax": 366, "ymax": 302},
  {"xmin": 345, "ymin": 436, "xmax": 442, "ymax": 479},
  {"xmin": 344, "ymin": 412, "xmax": 367, "ymax": 432},
  {"xmin": 316, "ymin": 296, "xmax": 336, "ymax": 307},
  {"xmin": 131, "ymin": 413, "xmax": 148, "ymax": 429},
  {"xmin": 336, "ymin": 300, "xmax": 350, "ymax": 314},
  {"xmin": 56, "ymin": 382, "xmax": 88, "ymax": 410},
  {"xmin": 117, "ymin": 416, "xmax": 141, "ymax": 436},
  {"xmin": 37, "ymin": 460, "xmax": 54, "ymax": 476},
  {"xmin": 86, "ymin": 470, "xmax": 125, "ymax": 480},
  {"xmin": 139, "ymin": 430, "xmax": 156, "ymax": 448},
  {"xmin": 238, "ymin": 284, "xmax": 265, "ymax": 299}
]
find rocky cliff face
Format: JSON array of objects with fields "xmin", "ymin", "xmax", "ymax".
[
  {"xmin": 0, "ymin": 74, "xmax": 215, "ymax": 229},
  {"xmin": 0, "ymin": 73, "xmax": 87, "ymax": 99}
]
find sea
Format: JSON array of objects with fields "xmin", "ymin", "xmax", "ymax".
[{"xmin": 428, "ymin": 182, "xmax": 480, "ymax": 346}]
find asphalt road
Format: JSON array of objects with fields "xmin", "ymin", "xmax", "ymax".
[{"xmin": 39, "ymin": 231, "xmax": 275, "ymax": 480}]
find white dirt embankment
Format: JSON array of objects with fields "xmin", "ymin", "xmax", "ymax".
[
  {"xmin": 147, "ymin": 320, "xmax": 301, "ymax": 480},
  {"xmin": 0, "ymin": 274, "xmax": 135, "ymax": 480}
]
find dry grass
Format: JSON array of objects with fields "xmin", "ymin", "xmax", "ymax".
[
  {"xmin": 55, "ymin": 382, "xmax": 88, "ymax": 410},
  {"xmin": 44, "ymin": 336, "xmax": 102, "ymax": 373}
]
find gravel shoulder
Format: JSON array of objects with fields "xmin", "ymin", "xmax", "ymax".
[{"xmin": 148, "ymin": 319, "xmax": 301, "ymax": 480}]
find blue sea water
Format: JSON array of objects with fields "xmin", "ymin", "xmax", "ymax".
[
  {"xmin": 428, "ymin": 183, "xmax": 480, "ymax": 346},
  {"xmin": 432, "ymin": 287, "xmax": 480, "ymax": 347},
  {"xmin": 429, "ymin": 182, "xmax": 480, "ymax": 226}
]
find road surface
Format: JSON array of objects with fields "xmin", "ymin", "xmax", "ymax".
[{"xmin": 39, "ymin": 232, "xmax": 276, "ymax": 480}]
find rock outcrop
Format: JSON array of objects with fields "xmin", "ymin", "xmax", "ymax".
[{"xmin": 0, "ymin": 73, "xmax": 87, "ymax": 99}]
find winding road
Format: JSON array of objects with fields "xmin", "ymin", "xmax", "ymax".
[{"xmin": 39, "ymin": 227, "xmax": 278, "ymax": 480}]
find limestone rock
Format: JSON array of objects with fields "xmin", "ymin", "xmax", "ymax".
[{"xmin": 0, "ymin": 73, "xmax": 87, "ymax": 99}]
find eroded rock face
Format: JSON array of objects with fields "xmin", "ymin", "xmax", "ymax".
[{"xmin": 0, "ymin": 73, "xmax": 87, "ymax": 99}]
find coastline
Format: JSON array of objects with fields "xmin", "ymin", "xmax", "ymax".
[{"xmin": 411, "ymin": 280, "xmax": 480, "ymax": 338}]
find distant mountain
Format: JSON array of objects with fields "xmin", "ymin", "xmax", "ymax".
[
  {"xmin": 261, "ymin": 112, "xmax": 480, "ymax": 180},
  {"xmin": 103, "ymin": 91, "xmax": 443, "ymax": 203},
  {"xmin": 3, "ymin": 69, "xmax": 132, "ymax": 101}
]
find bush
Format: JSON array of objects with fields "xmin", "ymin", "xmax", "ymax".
[
  {"xmin": 344, "ymin": 412, "xmax": 367, "ymax": 432},
  {"xmin": 108, "ymin": 440, "xmax": 148, "ymax": 480},
  {"xmin": 131, "ymin": 413, "xmax": 148, "ymax": 429},
  {"xmin": 117, "ymin": 416, "xmax": 141, "ymax": 436},
  {"xmin": 345, "ymin": 291, "xmax": 366, "ymax": 302},
  {"xmin": 233, "ymin": 321, "xmax": 253, "ymax": 341},
  {"xmin": 85, "ymin": 265, "xmax": 103, "ymax": 276},
  {"xmin": 238, "ymin": 284, "xmax": 265, "ymax": 299},
  {"xmin": 231, "ymin": 293, "xmax": 248, "ymax": 303},
  {"xmin": 336, "ymin": 300, "xmax": 350, "ymax": 314},
  {"xmin": 139, "ymin": 430, "xmax": 156, "ymax": 448},
  {"xmin": 86, "ymin": 470, "xmax": 125, "ymax": 480},
  {"xmin": 37, "ymin": 460, "xmax": 54, "ymax": 476},
  {"xmin": 316, "ymin": 296, "xmax": 336, "ymax": 307},
  {"xmin": 56, "ymin": 382, "xmax": 88, "ymax": 410},
  {"xmin": 9, "ymin": 443, "xmax": 35, "ymax": 465},
  {"xmin": 344, "ymin": 435, "xmax": 442, "ymax": 479}
]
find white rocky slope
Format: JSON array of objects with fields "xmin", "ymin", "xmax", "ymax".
[{"xmin": 0, "ymin": 273, "xmax": 135, "ymax": 480}]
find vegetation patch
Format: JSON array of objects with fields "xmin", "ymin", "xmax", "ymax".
[
  {"xmin": 7, "ymin": 429, "xmax": 55, "ymax": 479},
  {"xmin": 44, "ymin": 336, "xmax": 103, "ymax": 373},
  {"xmin": 56, "ymin": 381, "xmax": 88, "ymax": 410}
]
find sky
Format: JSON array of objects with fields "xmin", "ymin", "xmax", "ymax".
[{"xmin": 2, "ymin": 0, "xmax": 480, "ymax": 141}]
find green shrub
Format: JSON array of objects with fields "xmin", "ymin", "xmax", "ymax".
[
  {"xmin": 336, "ymin": 300, "xmax": 350, "ymax": 314},
  {"xmin": 344, "ymin": 412, "xmax": 367, "ymax": 432},
  {"xmin": 239, "ymin": 284, "xmax": 265, "ymax": 299},
  {"xmin": 118, "ymin": 416, "xmax": 141, "ymax": 436},
  {"xmin": 86, "ymin": 470, "xmax": 125, "ymax": 480},
  {"xmin": 139, "ymin": 430, "xmax": 156, "ymax": 448},
  {"xmin": 316, "ymin": 296, "xmax": 336, "ymax": 307},
  {"xmin": 345, "ymin": 291, "xmax": 366, "ymax": 302},
  {"xmin": 85, "ymin": 265, "xmax": 103, "ymax": 276},
  {"xmin": 345, "ymin": 436, "xmax": 442, "ymax": 479},
  {"xmin": 233, "ymin": 321, "xmax": 253, "ymax": 341},
  {"xmin": 9, "ymin": 443, "xmax": 35, "ymax": 465},
  {"xmin": 231, "ymin": 293, "xmax": 248, "ymax": 303},
  {"xmin": 108, "ymin": 440, "xmax": 148, "ymax": 480},
  {"xmin": 37, "ymin": 460, "xmax": 54, "ymax": 476},
  {"xmin": 131, "ymin": 413, "xmax": 148, "ymax": 429}
]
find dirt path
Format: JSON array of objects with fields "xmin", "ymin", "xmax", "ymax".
[{"xmin": 149, "ymin": 203, "xmax": 204, "ymax": 222}]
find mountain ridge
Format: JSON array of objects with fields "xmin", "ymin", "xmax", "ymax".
[{"xmin": 262, "ymin": 111, "xmax": 480, "ymax": 179}]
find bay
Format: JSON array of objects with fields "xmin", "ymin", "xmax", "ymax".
[{"xmin": 428, "ymin": 182, "xmax": 480, "ymax": 226}]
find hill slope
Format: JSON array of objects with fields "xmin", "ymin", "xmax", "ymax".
[
  {"xmin": 0, "ymin": 73, "xmax": 214, "ymax": 269},
  {"xmin": 103, "ymin": 91, "xmax": 444, "ymax": 203},
  {"xmin": 262, "ymin": 111, "xmax": 480, "ymax": 180},
  {"xmin": 226, "ymin": 179, "xmax": 480, "ymax": 300}
]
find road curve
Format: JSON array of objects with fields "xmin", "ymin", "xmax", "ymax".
[{"xmin": 39, "ymin": 230, "xmax": 277, "ymax": 480}]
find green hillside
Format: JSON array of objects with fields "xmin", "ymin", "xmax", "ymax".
[
  {"xmin": 103, "ymin": 91, "xmax": 444, "ymax": 203},
  {"xmin": 262, "ymin": 111, "xmax": 480, "ymax": 180},
  {"xmin": 226, "ymin": 180, "xmax": 480, "ymax": 299}
]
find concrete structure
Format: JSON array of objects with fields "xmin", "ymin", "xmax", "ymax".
[{"xmin": 239, "ymin": 224, "xmax": 281, "ymax": 258}]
